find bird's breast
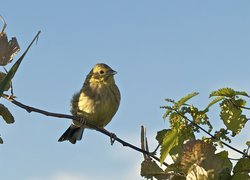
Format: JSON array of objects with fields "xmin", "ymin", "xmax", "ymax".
[{"xmin": 75, "ymin": 83, "xmax": 120, "ymax": 127}]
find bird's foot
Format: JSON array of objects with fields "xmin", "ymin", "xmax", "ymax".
[
  {"xmin": 110, "ymin": 133, "xmax": 117, "ymax": 145},
  {"xmin": 76, "ymin": 117, "xmax": 86, "ymax": 126}
]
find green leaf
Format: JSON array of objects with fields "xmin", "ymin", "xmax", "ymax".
[
  {"xmin": 205, "ymin": 96, "xmax": 224, "ymax": 111},
  {"xmin": 156, "ymin": 129, "xmax": 169, "ymax": 144},
  {"xmin": 246, "ymin": 141, "xmax": 250, "ymax": 146},
  {"xmin": 234, "ymin": 91, "xmax": 249, "ymax": 97},
  {"xmin": 169, "ymin": 112, "xmax": 183, "ymax": 129},
  {"xmin": 232, "ymin": 173, "xmax": 249, "ymax": 180},
  {"xmin": 0, "ymin": 71, "xmax": 10, "ymax": 91},
  {"xmin": 157, "ymin": 129, "xmax": 178, "ymax": 164},
  {"xmin": 0, "ymin": 136, "xmax": 3, "ymax": 144},
  {"xmin": 210, "ymin": 88, "xmax": 236, "ymax": 98},
  {"xmin": 232, "ymin": 158, "xmax": 250, "ymax": 180},
  {"xmin": 0, "ymin": 31, "xmax": 41, "ymax": 97},
  {"xmin": 220, "ymin": 99, "xmax": 247, "ymax": 135},
  {"xmin": 233, "ymin": 158, "xmax": 250, "ymax": 174},
  {"xmin": 162, "ymin": 107, "xmax": 172, "ymax": 120},
  {"xmin": 210, "ymin": 88, "xmax": 249, "ymax": 98},
  {"xmin": 175, "ymin": 92, "xmax": 199, "ymax": 109},
  {"xmin": 216, "ymin": 151, "xmax": 233, "ymax": 171},
  {"xmin": 0, "ymin": 103, "xmax": 14, "ymax": 123}
]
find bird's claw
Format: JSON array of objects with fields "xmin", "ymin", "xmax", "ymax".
[
  {"xmin": 77, "ymin": 117, "xmax": 86, "ymax": 126},
  {"xmin": 110, "ymin": 133, "xmax": 117, "ymax": 145}
]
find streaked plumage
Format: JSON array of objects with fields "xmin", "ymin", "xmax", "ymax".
[{"xmin": 58, "ymin": 63, "xmax": 120, "ymax": 144}]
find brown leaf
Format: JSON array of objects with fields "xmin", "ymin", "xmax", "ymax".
[
  {"xmin": 0, "ymin": 16, "xmax": 20, "ymax": 66},
  {"xmin": 141, "ymin": 159, "xmax": 169, "ymax": 179}
]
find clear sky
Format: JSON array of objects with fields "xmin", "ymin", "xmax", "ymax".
[{"xmin": 1, "ymin": 1, "xmax": 250, "ymax": 180}]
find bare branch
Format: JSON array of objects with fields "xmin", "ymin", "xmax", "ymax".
[{"xmin": 2, "ymin": 93, "xmax": 169, "ymax": 166}]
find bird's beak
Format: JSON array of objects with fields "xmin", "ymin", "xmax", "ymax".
[{"xmin": 108, "ymin": 69, "xmax": 117, "ymax": 75}]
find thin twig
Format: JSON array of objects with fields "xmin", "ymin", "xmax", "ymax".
[
  {"xmin": 2, "ymin": 93, "xmax": 168, "ymax": 166},
  {"xmin": 141, "ymin": 126, "xmax": 147, "ymax": 160},
  {"xmin": 173, "ymin": 109, "xmax": 250, "ymax": 158}
]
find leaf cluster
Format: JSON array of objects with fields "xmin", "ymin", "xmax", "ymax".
[
  {"xmin": 141, "ymin": 88, "xmax": 250, "ymax": 179},
  {"xmin": 0, "ymin": 16, "xmax": 40, "ymax": 143}
]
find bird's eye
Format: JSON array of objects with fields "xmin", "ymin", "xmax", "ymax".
[{"xmin": 100, "ymin": 70, "xmax": 105, "ymax": 74}]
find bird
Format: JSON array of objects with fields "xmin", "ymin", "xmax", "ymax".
[{"xmin": 58, "ymin": 63, "xmax": 121, "ymax": 144}]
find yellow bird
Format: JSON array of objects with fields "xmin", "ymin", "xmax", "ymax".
[{"xmin": 58, "ymin": 63, "xmax": 121, "ymax": 144}]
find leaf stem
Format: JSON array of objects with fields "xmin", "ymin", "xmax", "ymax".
[{"xmin": 173, "ymin": 109, "xmax": 250, "ymax": 159}]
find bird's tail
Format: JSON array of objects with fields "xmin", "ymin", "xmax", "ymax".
[{"xmin": 58, "ymin": 125, "xmax": 84, "ymax": 144}]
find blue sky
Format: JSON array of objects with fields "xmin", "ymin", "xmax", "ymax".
[{"xmin": 1, "ymin": 1, "xmax": 250, "ymax": 180}]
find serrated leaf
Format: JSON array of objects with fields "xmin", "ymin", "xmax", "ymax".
[
  {"xmin": 158, "ymin": 129, "xmax": 178, "ymax": 164},
  {"xmin": 175, "ymin": 92, "xmax": 199, "ymax": 109},
  {"xmin": 220, "ymin": 99, "xmax": 247, "ymax": 135},
  {"xmin": 234, "ymin": 91, "xmax": 249, "ymax": 97},
  {"xmin": 0, "ymin": 103, "xmax": 14, "ymax": 123},
  {"xmin": 178, "ymin": 140, "xmax": 232, "ymax": 179},
  {"xmin": 205, "ymin": 96, "xmax": 224, "ymax": 111},
  {"xmin": 178, "ymin": 140, "xmax": 216, "ymax": 173},
  {"xmin": 210, "ymin": 88, "xmax": 236, "ymax": 98},
  {"xmin": 0, "ymin": 31, "xmax": 41, "ymax": 97},
  {"xmin": 210, "ymin": 88, "xmax": 249, "ymax": 98}
]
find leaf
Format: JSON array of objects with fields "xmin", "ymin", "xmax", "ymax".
[
  {"xmin": 178, "ymin": 140, "xmax": 216, "ymax": 174},
  {"xmin": 210, "ymin": 88, "xmax": 249, "ymax": 98},
  {"xmin": 232, "ymin": 173, "xmax": 250, "ymax": 180},
  {"xmin": 205, "ymin": 96, "xmax": 224, "ymax": 111},
  {"xmin": 233, "ymin": 158, "xmax": 250, "ymax": 174},
  {"xmin": 220, "ymin": 99, "xmax": 247, "ymax": 135},
  {"xmin": 232, "ymin": 158, "xmax": 250, "ymax": 180},
  {"xmin": 0, "ymin": 71, "xmax": 10, "ymax": 91},
  {"xmin": 156, "ymin": 129, "xmax": 169, "ymax": 144},
  {"xmin": 210, "ymin": 88, "xmax": 236, "ymax": 98},
  {"xmin": 246, "ymin": 141, "xmax": 250, "ymax": 146},
  {"xmin": 186, "ymin": 164, "xmax": 209, "ymax": 180},
  {"xmin": 0, "ymin": 16, "xmax": 20, "ymax": 66},
  {"xmin": 140, "ymin": 159, "xmax": 168, "ymax": 179},
  {"xmin": 215, "ymin": 151, "xmax": 233, "ymax": 171},
  {"xmin": 162, "ymin": 108, "xmax": 172, "ymax": 120},
  {"xmin": 0, "ymin": 103, "xmax": 14, "ymax": 123},
  {"xmin": 0, "ymin": 31, "xmax": 41, "ymax": 97},
  {"xmin": 175, "ymin": 92, "xmax": 199, "ymax": 109},
  {"xmin": 234, "ymin": 91, "xmax": 249, "ymax": 97},
  {"xmin": 157, "ymin": 129, "xmax": 178, "ymax": 164},
  {"xmin": 0, "ymin": 136, "xmax": 3, "ymax": 144},
  {"xmin": 178, "ymin": 140, "xmax": 232, "ymax": 179}
]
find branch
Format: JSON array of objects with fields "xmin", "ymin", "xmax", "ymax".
[
  {"xmin": 2, "ymin": 94, "xmax": 168, "ymax": 166},
  {"xmin": 173, "ymin": 109, "xmax": 250, "ymax": 159}
]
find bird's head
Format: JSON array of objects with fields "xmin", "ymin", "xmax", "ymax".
[{"xmin": 87, "ymin": 63, "xmax": 117, "ymax": 84}]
